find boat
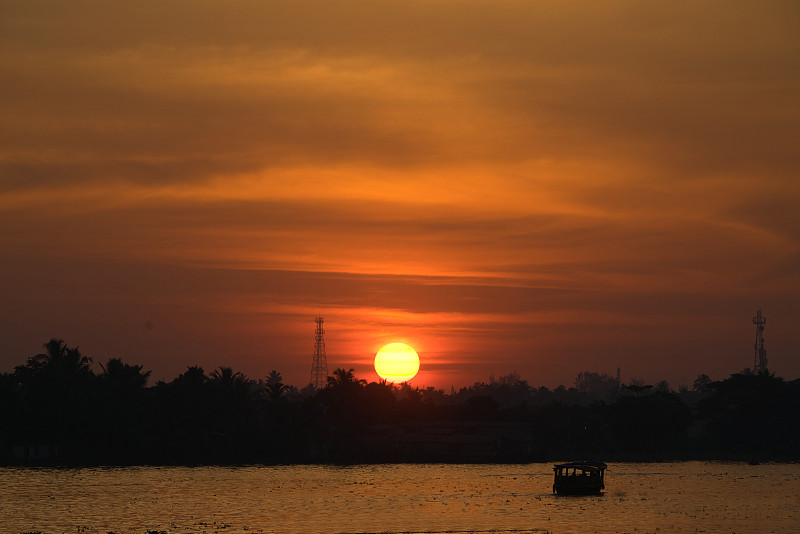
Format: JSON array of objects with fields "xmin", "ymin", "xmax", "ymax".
[{"xmin": 552, "ymin": 461, "xmax": 607, "ymax": 495}]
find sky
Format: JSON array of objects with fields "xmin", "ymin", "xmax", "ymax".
[{"xmin": 1, "ymin": 0, "xmax": 799, "ymax": 389}]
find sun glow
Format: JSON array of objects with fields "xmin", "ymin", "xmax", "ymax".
[{"xmin": 374, "ymin": 342, "xmax": 420, "ymax": 383}]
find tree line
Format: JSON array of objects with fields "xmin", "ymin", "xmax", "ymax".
[{"xmin": 1, "ymin": 339, "xmax": 798, "ymax": 465}]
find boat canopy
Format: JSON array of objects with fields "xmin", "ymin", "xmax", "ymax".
[{"xmin": 553, "ymin": 461, "xmax": 607, "ymax": 471}]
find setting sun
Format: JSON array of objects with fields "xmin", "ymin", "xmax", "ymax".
[{"xmin": 374, "ymin": 343, "xmax": 420, "ymax": 383}]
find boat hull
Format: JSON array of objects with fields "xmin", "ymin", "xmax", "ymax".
[{"xmin": 553, "ymin": 478, "xmax": 604, "ymax": 495}]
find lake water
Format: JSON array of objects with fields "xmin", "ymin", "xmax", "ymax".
[{"xmin": 2, "ymin": 462, "xmax": 799, "ymax": 534}]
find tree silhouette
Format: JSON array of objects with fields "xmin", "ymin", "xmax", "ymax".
[
  {"xmin": 5, "ymin": 341, "xmax": 800, "ymax": 465},
  {"xmin": 0, "ymin": 372, "xmax": 21, "ymax": 457},
  {"xmin": 210, "ymin": 366, "xmax": 247, "ymax": 389},
  {"xmin": 171, "ymin": 365, "xmax": 207, "ymax": 389},
  {"xmin": 100, "ymin": 358, "xmax": 151, "ymax": 390},
  {"xmin": 207, "ymin": 366, "xmax": 258, "ymax": 459},
  {"xmin": 314, "ymin": 368, "xmax": 369, "ymax": 458},
  {"xmin": 97, "ymin": 358, "xmax": 152, "ymax": 462},
  {"xmin": 693, "ymin": 374, "xmax": 712, "ymax": 392},
  {"xmin": 575, "ymin": 371, "xmax": 619, "ymax": 400},
  {"xmin": 624, "ymin": 383, "xmax": 653, "ymax": 396},
  {"xmin": 326, "ymin": 368, "xmax": 366, "ymax": 388},
  {"xmin": 12, "ymin": 339, "xmax": 97, "ymax": 461},
  {"xmin": 15, "ymin": 339, "xmax": 93, "ymax": 383},
  {"xmin": 609, "ymin": 390, "xmax": 692, "ymax": 454},
  {"xmin": 152, "ymin": 366, "xmax": 211, "ymax": 463},
  {"xmin": 363, "ymin": 380, "xmax": 397, "ymax": 422},
  {"xmin": 696, "ymin": 373, "xmax": 800, "ymax": 459},
  {"xmin": 265, "ymin": 370, "xmax": 289, "ymax": 402}
]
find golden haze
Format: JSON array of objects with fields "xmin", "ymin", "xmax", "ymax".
[{"xmin": 0, "ymin": 1, "xmax": 799, "ymax": 388}]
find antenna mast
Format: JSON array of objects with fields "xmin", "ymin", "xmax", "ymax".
[
  {"xmin": 310, "ymin": 316, "xmax": 329, "ymax": 389},
  {"xmin": 752, "ymin": 308, "xmax": 768, "ymax": 374}
]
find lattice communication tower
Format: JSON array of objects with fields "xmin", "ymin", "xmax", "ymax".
[
  {"xmin": 310, "ymin": 316, "xmax": 329, "ymax": 389},
  {"xmin": 752, "ymin": 308, "xmax": 768, "ymax": 374}
]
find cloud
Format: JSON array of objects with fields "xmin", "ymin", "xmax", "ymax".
[
  {"xmin": 4, "ymin": 1, "xmax": 798, "ymax": 188},
  {"xmin": 1, "ymin": 0, "xmax": 798, "ymax": 386}
]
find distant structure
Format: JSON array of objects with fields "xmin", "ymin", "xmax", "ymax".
[
  {"xmin": 752, "ymin": 308, "xmax": 768, "ymax": 374},
  {"xmin": 310, "ymin": 316, "xmax": 329, "ymax": 389}
]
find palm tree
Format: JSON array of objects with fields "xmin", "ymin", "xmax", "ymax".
[
  {"xmin": 265, "ymin": 370, "xmax": 288, "ymax": 401},
  {"xmin": 326, "ymin": 368, "xmax": 365, "ymax": 388},
  {"xmin": 209, "ymin": 366, "xmax": 253, "ymax": 405},
  {"xmin": 15, "ymin": 338, "xmax": 93, "ymax": 383},
  {"xmin": 211, "ymin": 366, "xmax": 237, "ymax": 384},
  {"xmin": 12, "ymin": 339, "xmax": 96, "ymax": 461},
  {"xmin": 100, "ymin": 358, "xmax": 151, "ymax": 390},
  {"xmin": 210, "ymin": 366, "xmax": 248, "ymax": 390}
]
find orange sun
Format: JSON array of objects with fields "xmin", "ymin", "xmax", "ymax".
[{"xmin": 374, "ymin": 342, "xmax": 420, "ymax": 383}]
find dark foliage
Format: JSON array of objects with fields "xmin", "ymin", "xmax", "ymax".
[
  {"xmin": 2, "ymin": 339, "xmax": 798, "ymax": 465},
  {"xmin": 695, "ymin": 372, "xmax": 800, "ymax": 458}
]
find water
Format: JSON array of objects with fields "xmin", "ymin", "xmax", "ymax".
[{"xmin": 2, "ymin": 462, "xmax": 798, "ymax": 534}]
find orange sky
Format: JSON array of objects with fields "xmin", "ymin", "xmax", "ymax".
[{"xmin": 1, "ymin": 1, "xmax": 799, "ymax": 389}]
